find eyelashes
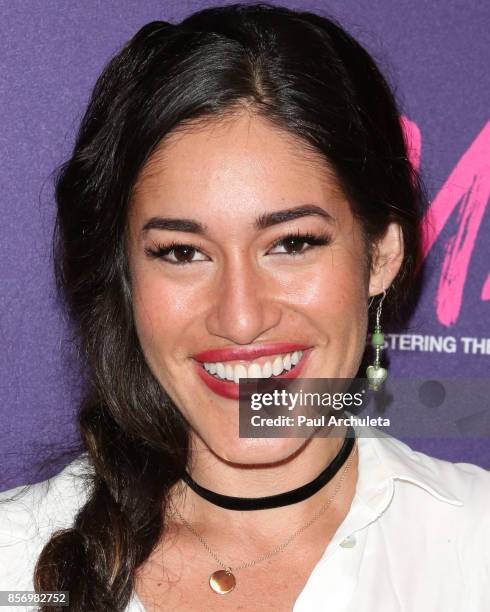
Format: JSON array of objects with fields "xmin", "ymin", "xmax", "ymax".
[
  {"xmin": 145, "ymin": 240, "xmax": 207, "ymax": 265},
  {"xmin": 144, "ymin": 230, "xmax": 332, "ymax": 266}
]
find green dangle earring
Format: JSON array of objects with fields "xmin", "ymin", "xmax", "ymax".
[{"xmin": 366, "ymin": 289, "xmax": 388, "ymax": 391}]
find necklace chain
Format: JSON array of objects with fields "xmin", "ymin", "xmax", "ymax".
[{"xmin": 171, "ymin": 441, "xmax": 357, "ymax": 573}]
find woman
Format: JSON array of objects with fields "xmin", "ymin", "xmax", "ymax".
[{"xmin": 1, "ymin": 3, "xmax": 488, "ymax": 611}]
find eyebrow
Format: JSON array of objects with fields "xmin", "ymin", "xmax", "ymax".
[
  {"xmin": 255, "ymin": 204, "xmax": 335, "ymax": 230},
  {"xmin": 141, "ymin": 204, "xmax": 335, "ymax": 237}
]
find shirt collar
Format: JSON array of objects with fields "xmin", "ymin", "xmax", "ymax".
[{"xmin": 353, "ymin": 424, "xmax": 464, "ymax": 509}]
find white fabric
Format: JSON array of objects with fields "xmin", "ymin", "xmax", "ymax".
[{"xmin": 1, "ymin": 426, "xmax": 489, "ymax": 611}]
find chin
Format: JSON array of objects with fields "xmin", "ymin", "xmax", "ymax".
[{"xmin": 207, "ymin": 435, "xmax": 307, "ymax": 467}]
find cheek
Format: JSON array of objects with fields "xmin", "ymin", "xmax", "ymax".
[
  {"xmin": 325, "ymin": 257, "xmax": 369, "ymax": 333},
  {"xmin": 279, "ymin": 248, "xmax": 369, "ymax": 320},
  {"xmin": 296, "ymin": 249, "xmax": 369, "ymax": 370},
  {"xmin": 130, "ymin": 269, "xmax": 200, "ymax": 362}
]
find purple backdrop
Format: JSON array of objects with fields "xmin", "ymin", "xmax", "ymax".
[{"xmin": 1, "ymin": 1, "xmax": 489, "ymax": 490}]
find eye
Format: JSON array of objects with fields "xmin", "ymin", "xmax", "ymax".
[
  {"xmin": 144, "ymin": 241, "xmax": 208, "ymax": 265},
  {"xmin": 268, "ymin": 231, "xmax": 332, "ymax": 256}
]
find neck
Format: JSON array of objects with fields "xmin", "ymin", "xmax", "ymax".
[{"xmin": 168, "ymin": 425, "xmax": 358, "ymax": 538}]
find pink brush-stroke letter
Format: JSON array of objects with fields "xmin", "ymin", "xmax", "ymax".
[
  {"xmin": 401, "ymin": 116, "xmax": 421, "ymax": 172},
  {"xmin": 420, "ymin": 121, "xmax": 490, "ymax": 326},
  {"xmin": 481, "ymin": 274, "xmax": 490, "ymax": 301}
]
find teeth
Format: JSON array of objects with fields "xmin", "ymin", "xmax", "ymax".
[
  {"xmin": 207, "ymin": 362, "xmax": 217, "ymax": 375},
  {"xmin": 233, "ymin": 364, "xmax": 247, "ymax": 384},
  {"xmin": 216, "ymin": 363, "xmax": 226, "ymax": 379},
  {"xmin": 262, "ymin": 361, "xmax": 272, "ymax": 378},
  {"xmin": 203, "ymin": 350, "xmax": 304, "ymax": 382},
  {"xmin": 272, "ymin": 356, "xmax": 283, "ymax": 376},
  {"xmin": 248, "ymin": 363, "xmax": 262, "ymax": 378}
]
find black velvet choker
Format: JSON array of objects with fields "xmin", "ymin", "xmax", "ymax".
[{"xmin": 182, "ymin": 426, "xmax": 356, "ymax": 511}]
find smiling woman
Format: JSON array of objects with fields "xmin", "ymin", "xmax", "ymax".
[{"xmin": 0, "ymin": 3, "xmax": 489, "ymax": 612}]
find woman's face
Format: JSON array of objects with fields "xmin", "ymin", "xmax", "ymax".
[{"xmin": 127, "ymin": 111, "xmax": 400, "ymax": 464}]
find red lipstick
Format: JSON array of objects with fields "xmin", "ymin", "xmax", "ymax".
[
  {"xmin": 192, "ymin": 342, "xmax": 310, "ymax": 363},
  {"xmin": 193, "ymin": 346, "xmax": 312, "ymax": 400}
]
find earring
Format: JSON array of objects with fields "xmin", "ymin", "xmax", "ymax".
[{"xmin": 366, "ymin": 289, "xmax": 388, "ymax": 391}]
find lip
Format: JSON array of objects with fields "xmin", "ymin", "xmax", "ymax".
[
  {"xmin": 194, "ymin": 347, "xmax": 313, "ymax": 400},
  {"xmin": 192, "ymin": 342, "xmax": 311, "ymax": 364}
]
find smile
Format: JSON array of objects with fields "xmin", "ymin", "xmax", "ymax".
[
  {"xmin": 203, "ymin": 350, "xmax": 303, "ymax": 382},
  {"xmin": 193, "ymin": 345, "xmax": 312, "ymax": 400}
]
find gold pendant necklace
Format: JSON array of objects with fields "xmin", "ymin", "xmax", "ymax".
[
  {"xmin": 171, "ymin": 442, "xmax": 357, "ymax": 594},
  {"xmin": 209, "ymin": 568, "xmax": 236, "ymax": 594}
]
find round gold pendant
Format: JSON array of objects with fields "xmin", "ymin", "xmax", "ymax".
[{"xmin": 209, "ymin": 569, "xmax": 236, "ymax": 594}]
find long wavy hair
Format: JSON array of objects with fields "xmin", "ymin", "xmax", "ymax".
[{"xmin": 34, "ymin": 3, "xmax": 423, "ymax": 609}]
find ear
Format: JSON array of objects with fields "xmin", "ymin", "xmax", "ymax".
[{"xmin": 368, "ymin": 222, "xmax": 404, "ymax": 296}]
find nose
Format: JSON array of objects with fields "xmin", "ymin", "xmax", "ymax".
[{"xmin": 205, "ymin": 257, "xmax": 282, "ymax": 345}]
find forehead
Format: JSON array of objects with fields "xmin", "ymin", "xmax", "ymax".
[{"xmin": 130, "ymin": 111, "xmax": 349, "ymax": 227}]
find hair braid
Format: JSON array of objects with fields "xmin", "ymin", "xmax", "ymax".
[{"xmin": 35, "ymin": 393, "xmax": 188, "ymax": 610}]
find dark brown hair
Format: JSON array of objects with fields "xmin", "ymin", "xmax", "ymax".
[{"xmin": 35, "ymin": 4, "xmax": 423, "ymax": 609}]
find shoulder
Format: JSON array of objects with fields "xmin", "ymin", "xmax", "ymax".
[
  {"xmin": 357, "ymin": 426, "xmax": 490, "ymax": 536},
  {"xmin": 381, "ymin": 433, "xmax": 490, "ymax": 507},
  {"xmin": 353, "ymin": 428, "xmax": 490, "ymax": 608},
  {"xmin": 404, "ymin": 442, "xmax": 490, "ymax": 565},
  {"xmin": 0, "ymin": 454, "xmax": 93, "ymax": 591},
  {"xmin": 373, "ymin": 433, "xmax": 490, "ymax": 604},
  {"xmin": 368, "ymin": 431, "xmax": 490, "ymax": 564}
]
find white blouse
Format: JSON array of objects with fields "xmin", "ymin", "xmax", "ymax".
[{"xmin": 1, "ymin": 426, "xmax": 489, "ymax": 611}]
